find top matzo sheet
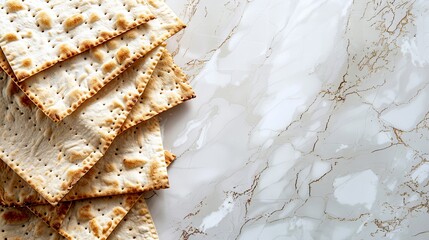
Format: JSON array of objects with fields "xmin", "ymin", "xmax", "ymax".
[{"xmin": 0, "ymin": 0, "xmax": 154, "ymax": 81}]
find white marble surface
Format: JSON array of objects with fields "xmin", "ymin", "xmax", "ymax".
[{"xmin": 147, "ymin": 0, "xmax": 429, "ymax": 239}]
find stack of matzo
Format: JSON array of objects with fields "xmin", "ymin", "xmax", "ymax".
[{"xmin": 0, "ymin": 0, "xmax": 195, "ymax": 239}]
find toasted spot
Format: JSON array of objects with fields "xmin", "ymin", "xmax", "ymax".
[
  {"xmin": 58, "ymin": 43, "xmax": 74, "ymax": 58},
  {"xmin": 63, "ymin": 14, "xmax": 84, "ymax": 30},
  {"xmin": 3, "ymin": 32, "xmax": 18, "ymax": 42},
  {"xmin": 68, "ymin": 88, "xmax": 85, "ymax": 103},
  {"xmin": 138, "ymin": 13, "xmax": 152, "ymax": 20},
  {"xmin": 115, "ymin": 14, "xmax": 129, "ymax": 30},
  {"xmin": 68, "ymin": 150, "xmax": 88, "ymax": 162},
  {"xmin": 15, "ymin": 70, "xmax": 30, "ymax": 80},
  {"xmin": 65, "ymin": 169, "xmax": 83, "ymax": 188},
  {"xmin": 102, "ymin": 221, "xmax": 113, "ymax": 234},
  {"xmin": 149, "ymin": 161, "xmax": 159, "ymax": 178},
  {"xmin": 78, "ymin": 205, "xmax": 94, "ymax": 221},
  {"xmin": 90, "ymin": 48, "xmax": 104, "ymax": 63},
  {"xmin": 149, "ymin": 34, "xmax": 156, "ymax": 42},
  {"xmin": 58, "ymin": 203, "xmax": 72, "ymax": 216},
  {"xmin": 102, "ymin": 177, "xmax": 119, "ymax": 187},
  {"xmin": 51, "ymin": 203, "xmax": 71, "ymax": 229},
  {"xmin": 22, "ymin": 31, "xmax": 32, "ymax": 38},
  {"xmin": 79, "ymin": 39, "xmax": 95, "ymax": 50},
  {"xmin": 105, "ymin": 117, "xmax": 115, "ymax": 125},
  {"xmin": 88, "ymin": 12, "xmax": 100, "ymax": 23},
  {"xmin": 76, "ymin": 178, "xmax": 90, "ymax": 187},
  {"xmin": 2, "ymin": 209, "xmax": 30, "ymax": 224},
  {"xmin": 36, "ymin": 11, "xmax": 52, "ymax": 29},
  {"xmin": 138, "ymin": 207, "xmax": 149, "ymax": 216},
  {"xmin": 124, "ymin": 30, "xmax": 138, "ymax": 39},
  {"xmin": 123, "ymin": 158, "xmax": 146, "ymax": 169},
  {"xmin": 89, "ymin": 219, "xmax": 102, "ymax": 238},
  {"xmin": 125, "ymin": 195, "xmax": 138, "ymax": 207},
  {"xmin": 97, "ymin": 117, "xmax": 113, "ymax": 129},
  {"xmin": 22, "ymin": 58, "xmax": 32, "ymax": 68},
  {"xmin": 112, "ymin": 207, "xmax": 127, "ymax": 216},
  {"xmin": 20, "ymin": 95, "xmax": 32, "ymax": 107},
  {"xmin": 124, "ymin": 0, "xmax": 138, "ymax": 7},
  {"xmin": 39, "ymin": 61, "xmax": 52, "ymax": 70},
  {"xmin": 78, "ymin": 73, "xmax": 88, "ymax": 82},
  {"xmin": 115, "ymin": 47, "xmax": 131, "ymax": 64},
  {"xmin": 88, "ymin": 77, "xmax": 101, "ymax": 89},
  {"xmin": 123, "ymin": 92, "xmax": 137, "ymax": 102},
  {"xmin": 102, "ymin": 60, "xmax": 117, "ymax": 73},
  {"xmin": 84, "ymin": 170, "xmax": 101, "ymax": 183},
  {"xmin": 99, "ymin": 31, "xmax": 112, "ymax": 39},
  {"xmin": 5, "ymin": 0, "xmax": 25, "ymax": 12},
  {"xmin": 104, "ymin": 163, "xmax": 116, "ymax": 173},
  {"xmin": 109, "ymin": 99, "xmax": 125, "ymax": 110},
  {"xmin": 147, "ymin": 0, "xmax": 159, "ymax": 8},
  {"xmin": 107, "ymin": 39, "xmax": 119, "ymax": 50}
]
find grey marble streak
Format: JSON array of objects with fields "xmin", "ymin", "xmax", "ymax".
[{"xmin": 146, "ymin": 0, "xmax": 429, "ymax": 239}]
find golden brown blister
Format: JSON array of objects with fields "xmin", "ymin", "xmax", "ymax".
[
  {"xmin": 0, "ymin": 46, "xmax": 164, "ymax": 205},
  {"xmin": 0, "ymin": 0, "xmax": 154, "ymax": 81},
  {"xmin": 0, "ymin": 0, "xmax": 186, "ymax": 122}
]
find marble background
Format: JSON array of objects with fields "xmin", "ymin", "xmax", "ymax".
[{"xmin": 147, "ymin": 0, "xmax": 429, "ymax": 239}]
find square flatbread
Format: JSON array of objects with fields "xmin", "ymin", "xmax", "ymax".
[
  {"xmin": 0, "ymin": 0, "xmax": 186, "ymax": 122},
  {"xmin": 0, "ymin": 46, "xmax": 164, "ymax": 205},
  {"xmin": 0, "ymin": 0, "xmax": 154, "ymax": 81}
]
